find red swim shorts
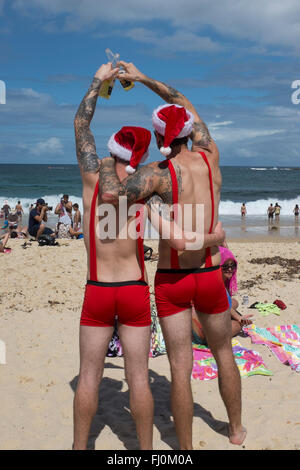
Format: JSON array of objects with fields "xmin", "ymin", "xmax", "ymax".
[
  {"xmin": 155, "ymin": 266, "xmax": 229, "ymax": 318},
  {"xmin": 80, "ymin": 280, "xmax": 151, "ymax": 327}
]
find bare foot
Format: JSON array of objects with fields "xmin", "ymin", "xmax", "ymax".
[{"xmin": 229, "ymin": 426, "xmax": 247, "ymax": 445}]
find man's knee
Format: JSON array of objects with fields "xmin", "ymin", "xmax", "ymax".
[{"xmin": 77, "ymin": 367, "xmax": 103, "ymax": 391}]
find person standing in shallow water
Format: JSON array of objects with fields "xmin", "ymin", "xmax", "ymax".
[
  {"xmin": 241, "ymin": 203, "xmax": 246, "ymax": 218},
  {"xmin": 267, "ymin": 203, "xmax": 275, "ymax": 222},
  {"xmin": 274, "ymin": 203, "xmax": 281, "ymax": 221}
]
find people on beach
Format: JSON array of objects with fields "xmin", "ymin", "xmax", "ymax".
[
  {"xmin": 1, "ymin": 200, "xmax": 11, "ymax": 220},
  {"xmin": 241, "ymin": 203, "xmax": 246, "ymax": 217},
  {"xmin": 274, "ymin": 202, "xmax": 281, "ymax": 221},
  {"xmin": 294, "ymin": 204, "xmax": 299, "ymax": 217},
  {"xmin": 72, "ymin": 61, "xmax": 224, "ymax": 451},
  {"xmin": 15, "ymin": 201, "xmax": 24, "ymax": 222},
  {"xmin": 73, "ymin": 62, "xmax": 154, "ymax": 451},
  {"xmin": 9, "ymin": 225, "xmax": 28, "ymax": 239},
  {"xmin": 55, "ymin": 194, "xmax": 73, "ymax": 225},
  {"xmin": 267, "ymin": 203, "xmax": 275, "ymax": 221},
  {"xmin": 72, "ymin": 203, "xmax": 82, "ymax": 231},
  {"xmin": 55, "ymin": 221, "xmax": 82, "ymax": 239},
  {"xmin": 99, "ymin": 61, "xmax": 246, "ymax": 448},
  {"xmin": 28, "ymin": 198, "xmax": 55, "ymax": 240},
  {"xmin": 7, "ymin": 212, "xmax": 19, "ymax": 230}
]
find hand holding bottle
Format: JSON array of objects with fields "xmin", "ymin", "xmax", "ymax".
[
  {"xmin": 94, "ymin": 62, "xmax": 119, "ymax": 82},
  {"xmin": 117, "ymin": 61, "xmax": 145, "ymax": 83}
]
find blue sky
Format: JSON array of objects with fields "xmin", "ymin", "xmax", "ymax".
[{"xmin": 0, "ymin": 0, "xmax": 300, "ymax": 165}]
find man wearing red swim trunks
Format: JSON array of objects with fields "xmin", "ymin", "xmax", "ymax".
[
  {"xmin": 73, "ymin": 62, "xmax": 154, "ymax": 450},
  {"xmin": 99, "ymin": 62, "xmax": 246, "ymax": 449}
]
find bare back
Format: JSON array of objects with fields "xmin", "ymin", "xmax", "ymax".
[
  {"xmin": 157, "ymin": 147, "xmax": 222, "ymax": 269},
  {"xmin": 82, "ymin": 167, "xmax": 147, "ymax": 283}
]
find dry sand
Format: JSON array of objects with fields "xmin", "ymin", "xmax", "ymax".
[{"xmin": 0, "ymin": 238, "xmax": 299, "ymax": 450}]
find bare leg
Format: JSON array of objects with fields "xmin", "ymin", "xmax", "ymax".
[
  {"xmin": 36, "ymin": 224, "xmax": 45, "ymax": 240},
  {"xmin": 73, "ymin": 325, "xmax": 114, "ymax": 450},
  {"xmin": 159, "ymin": 309, "xmax": 193, "ymax": 450},
  {"xmin": 196, "ymin": 309, "xmax": 246, "ymax": 445},
  {"xmin": 231, "ymin": 319, "xmax": 242, "ymax": 337},
  {"xmin": 118, "ymin": 323, "xmax": 153, "ymax": 450},
  {"xmin": 0, "ymin": 232, "xmax": 9, "ymax": 251}
]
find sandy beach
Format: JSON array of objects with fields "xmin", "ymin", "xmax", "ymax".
[{"xmin": 0, "ymin": 237, "xmax": 299, "ymax": 450}]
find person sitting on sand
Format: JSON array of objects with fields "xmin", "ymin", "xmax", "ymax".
[
  {"xmin": 28, "ymin": 198, "xmax": 55, "ymax": 240},
  {"xmin": 7, "ymin": 212, "xmax": 19, "ymax": 230},
  {"xmin": 55, "ymin": 221, "xmax": 82, "ymax": 239},
  {"xmin": 192, "ymin": 246, "xmax": 253, "ymax": 345}
]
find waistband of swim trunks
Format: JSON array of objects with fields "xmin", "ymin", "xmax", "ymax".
[
  {"xmin": 156, "ymin": 265, "xmax": 220, "ymax": 274},
  {"xmin": 87, "ymin": 280, "xmax": 148, "ymax": 287}
]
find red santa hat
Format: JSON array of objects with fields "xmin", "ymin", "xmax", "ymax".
[
  {"xmin": 107, "ymin": 126, "xmax": 151, "ymax": 174},
  {"xmin": 152, "ymin": 104, "xmax": 194, "ymax": 156}
]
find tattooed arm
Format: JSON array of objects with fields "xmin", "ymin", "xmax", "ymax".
[
  {"xmin": 117, "ymin": 61, "xmax": 217, "ymax": 153},
  {"xmin": 100, "ymin": 158, "xmax": 176, "ymax": 205},
  {"xmin": 147, "ymin": 194, "xmax": 226, "ymax": 251},
  {"xmin": 74, "ymin": 62, "xmax": 119, "ymax": 185}
]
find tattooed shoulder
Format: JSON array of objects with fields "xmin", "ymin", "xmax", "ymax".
[{"xmin": 192, "ymin": 121, "xmax": 212, "ymax": 147}]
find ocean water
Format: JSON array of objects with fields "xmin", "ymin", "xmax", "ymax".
[
  {"xmin": 0, "ymin": 164, "xmax": 299, "ymax": 238},
  {"xmin": 0, "ymin": 164, "xmax": 299, "ymax": 215}
]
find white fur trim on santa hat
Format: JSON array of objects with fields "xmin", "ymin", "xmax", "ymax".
[
  {"xmin": 125, "ymin": 165, "xmax": 136, "ymax": 174},
  {"xmin": 107, "ymin": 133, "xmax": 132, "ymax": 161},
  {"xmin": 152, "ymin": 104, "xmax": 194, "ymax": 138}
]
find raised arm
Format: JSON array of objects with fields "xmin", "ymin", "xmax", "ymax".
[
  {"xmin": 117, "ymin": 61, "xmax": 217, "ymax": 154},
  {"xmin": 74, "ymin": 63, "xmax": 119, "ymax": 185}
]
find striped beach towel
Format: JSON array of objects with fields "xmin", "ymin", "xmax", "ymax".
[
  {"xmin": 192, "ymin": 338, "xmax": 272, "ymax": 381},
  {"xmin": 244, "ymin": 324, "xmax": 300, "ymax": 372}
]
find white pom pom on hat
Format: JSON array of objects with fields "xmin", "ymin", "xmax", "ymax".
[
  {"xmin": 152, "ymin": 104, "xmax": 194, "ymax": 156},
  {"xmin": 159, "ymin": 146, "xmax": 172, "ymax": 156},
  {"xmin": 107, "ymin": 126, "xmax": 151, "ymax": 173},
  {"xmin": 125, "ymin": 165, "xmax": 136, "ymax": 174}
]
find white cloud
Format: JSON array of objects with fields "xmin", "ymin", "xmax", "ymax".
[
  {"xmin": 11, "ymin": 0, "xmax": 300, "ymax": 53},
  {"xmin": 19, "ymin": 137, "xmax": 63, "ymax": 155},
  {"xmin": 209, "ymin": 120, "xmax": 234, "ymax": 128},
  {"xmin": 211, "ymin": 127, "xmax": 284, "ymax": 143},
  {"xmin": 124, "ymin": 28, "xmax": 222, "ymax": 53}
]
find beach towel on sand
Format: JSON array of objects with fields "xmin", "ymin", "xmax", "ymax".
[
  {"xmin": 106, "ymin": 304, "xmax": 167, "ymax": 358},
  {"xmin": 192, "ymin": 337, "xmax": 272, "ymax": 381},
  {"xmin": 244, "ymin": 324, "xmax": 300, "ymax": 372}
]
